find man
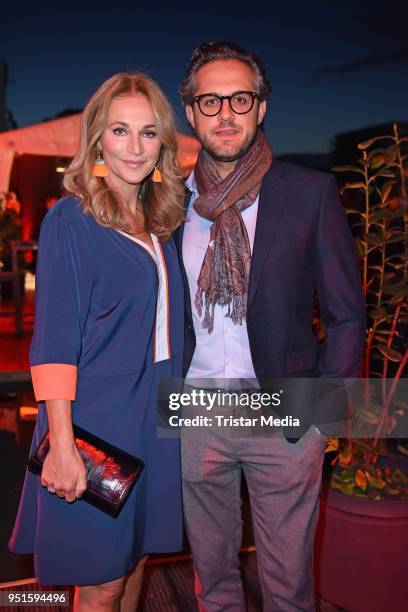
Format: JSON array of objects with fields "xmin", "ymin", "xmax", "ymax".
[{"xmin": 176, "ymin": 41, "xmax": 365, "ymax": 611}]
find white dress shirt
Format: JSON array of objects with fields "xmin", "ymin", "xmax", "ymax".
[{"xmin": 182, "ymin": 171, "xmax": 259, "ymax": 386}]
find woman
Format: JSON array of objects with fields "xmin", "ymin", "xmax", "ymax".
[{"xmin": 9, "ymin": 72, "xmax": 185, "ymax": 611}]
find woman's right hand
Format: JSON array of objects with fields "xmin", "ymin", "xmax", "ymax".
[{"xmin": 40, "ymin": 440, "xmax": 87, "ymax": 503}]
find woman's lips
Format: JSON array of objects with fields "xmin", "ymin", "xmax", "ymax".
[{"xmin": 123, "ymin": 160, "xmax": 145, "ymax": 168}]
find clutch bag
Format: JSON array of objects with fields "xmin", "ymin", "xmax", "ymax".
[{"xmin": 28, "ymin": 424, "xmax": 145, "ymax": 518}]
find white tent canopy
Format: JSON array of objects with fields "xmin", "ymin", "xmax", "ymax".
[{"xmin": 0, "ymin": 113, "xmax": 200, "ymax": 191}]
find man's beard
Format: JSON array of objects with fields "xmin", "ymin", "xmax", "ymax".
[{"xmin": 199, "ymin": 126, "xmax": 258, "ymax": 163}]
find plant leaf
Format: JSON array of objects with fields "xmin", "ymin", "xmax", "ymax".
[
  {"xmin": 332, "ymin": 482, "xmax": 356, "ymax": 496},
  {"xmin": 386, "ymin": 487, "xmax": 402, "ymax": 496},
  {"xmin": 331, "ymin": 165, "xmax": 365, "ymax": 175},
  {"xmin": 381, "ymin": 181, "xmax": 396, "ymax": 200},
  {"xmin": 366, "ymin": 147, "xmax": 386, "ymax": 160},
  {"xmin": 375, "ymin": 345, "xmax": 403, "ymax": 362},
  {"xmin": 369, "ymin": 171, "xmax": 395, "ymax": 183},
  {"xmin": 370, "ymin": 154, "xmax": 385, "ymax": 169},
  {"xmin": 385, "ymin": 228, "xmax": 406, "ymax": 238},
  {"xmin": 339, "ymin": 449, "xmax": 353, "ymax": 467},
  {"xmin": 355, "ymin": 469, "xmax": 368, "ymax": 491},
  {"xmin": 358, "ymin": 135, "xmax": 394, "ymax": 149},
  {"xmin": 383, "ymin": 285, "xmax": 408, "ymax": 297},
  {"xmin": 368, "ymin": 266, "xmax": 384, "ymax": 272},
  {"xmin": 393, "ymin": 469, "xmax": 408, "ymax": 484},
  {"xmin": 324, "ymin": 438, "xmax": 339, "ymax": 453},
  {"xmin": 366, "ymin": 233, "xmax": 384, "ymax": 246},
  {"xmin": 384, "ymin": 146, "xmax": 398, "ymax": 165},
  {"xmin": 350, "ymin": 222, "xmax": 364, "ymax": 231},
  {"xmin": 369, "ymin": 209, "xmax": 394, "ymax": 221},
  {"xmin": 387, "ymin": 295, "xmax": 408, "ymax": 305},
  {"xmin": 366, "ymin": 473, "xmax": 387, "ymax": 489},
  {"xmin": 341, "ymin": 182, "xmax": 366, "ymax": 192},
  {"xmin": 354, "ymin": 239, "xmax": 366, "ymax": 257}
]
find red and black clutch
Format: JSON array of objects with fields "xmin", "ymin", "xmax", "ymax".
[{"xmin": 28, "ymin": 425, "xmax": 145, "ymax": 518}]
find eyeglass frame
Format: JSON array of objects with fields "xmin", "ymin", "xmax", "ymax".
[{"xmin": 191, "ymin": 90, "xmax": 260, "ymax": 116}]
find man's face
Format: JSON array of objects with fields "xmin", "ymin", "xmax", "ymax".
[{"xmin": 186, "ymin": 59, "xmax": 266, "ymax": 167}]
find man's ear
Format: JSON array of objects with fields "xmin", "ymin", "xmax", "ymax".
[
  {"xmin": 257, "ymin": 100, "xmax": 267, "ymax": 125},
  {"xmin": 185, "ymin": 105, "xmax": 196, "ymax": 130}
]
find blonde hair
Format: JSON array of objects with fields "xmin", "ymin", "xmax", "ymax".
[{"xmin": 63, "ymin": 72, "xmax": 185, "ymax": 241}]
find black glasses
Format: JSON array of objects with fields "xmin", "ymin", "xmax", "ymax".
[{"xmin": 192, "ymin": 91, "xmax": 259, "ymax": 116}]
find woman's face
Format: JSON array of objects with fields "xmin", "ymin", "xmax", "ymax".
[{"xmin": 100, "ymin": 93, "xmax": 162, "ymax": 195}]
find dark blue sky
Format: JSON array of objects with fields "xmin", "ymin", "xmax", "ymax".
[{"xmin": 2, "ymin": 0, "xmax": 407, "ymax": 154}]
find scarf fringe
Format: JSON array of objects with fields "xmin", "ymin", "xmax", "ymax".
[{"xmin": 195, "ymin": 286, "xmax": 248, "ymax": 334}]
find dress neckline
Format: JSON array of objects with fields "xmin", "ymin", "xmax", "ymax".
[
  {"xmin": 115, "ymin": 229, "xmax": 159, "ymax": 262},
  {"xmin": 114, "ymin": 228, "xmax": 170, "ymax": 363}
]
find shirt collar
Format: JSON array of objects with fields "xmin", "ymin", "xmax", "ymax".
[{"xmin": 185, "ymin": 170, "xmax": 198, "ymax": 196}]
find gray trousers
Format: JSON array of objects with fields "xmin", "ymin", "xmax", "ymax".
[{"xmin": 181, "ymin": 423, "xmax": 326, "ymax": 611}]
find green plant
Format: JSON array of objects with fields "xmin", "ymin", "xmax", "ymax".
[{"xmin": 326, "ymin": 123, "xmax": 408, "ymax": 500}]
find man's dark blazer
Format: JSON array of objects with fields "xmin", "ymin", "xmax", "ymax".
[{"xmin": 175, "ymin": 160, "xmax": 366, "ymax": 431}]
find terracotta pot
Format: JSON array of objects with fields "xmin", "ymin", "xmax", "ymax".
[{"xmin": 314, "ymin": 487, "xmax": 408, "ymax": 612}]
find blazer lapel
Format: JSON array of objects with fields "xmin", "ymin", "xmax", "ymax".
[
  {"xmin": 175, "ymin": 188, "xmax": 194, "ymax": 327},
  {"xmin": 248, "ymin": 163, "xmax": 287, "ymax": 308}
]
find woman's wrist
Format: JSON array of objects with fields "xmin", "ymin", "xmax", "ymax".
[
  {"xmin": 49, "ymin": 430, "xmax": 76, "ymax": 451},
  {"xmin": 45, "ymin": 399, "xmax": 75, "ymax": 450}
]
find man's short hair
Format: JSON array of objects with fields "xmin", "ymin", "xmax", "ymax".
[{"xmin": 180, "ymin": 41, "xmax": 271, "ymax": 105}]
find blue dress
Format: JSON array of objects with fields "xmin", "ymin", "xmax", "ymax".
[{"xmin": 9, "ymin": 197, "xmax": 184, "ymax": 585}]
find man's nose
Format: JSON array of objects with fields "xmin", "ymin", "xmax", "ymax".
[{"xmin": 218, "ymin": 98, "xmax": 234, "ymax": 121}]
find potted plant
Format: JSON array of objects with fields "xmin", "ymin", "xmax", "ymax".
[{"xmin": 314, "ymin": 124, "xmax": 408, "ymax": 612}]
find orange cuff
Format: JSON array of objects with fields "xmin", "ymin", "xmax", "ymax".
[{"xmin": 31, "ymin": 364, "xmax": 78, "ymax": 401}]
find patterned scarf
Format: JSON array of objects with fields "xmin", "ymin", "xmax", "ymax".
[{"xmin": 193, "ymin": 129, "xmax": 273, "ymax": 333}]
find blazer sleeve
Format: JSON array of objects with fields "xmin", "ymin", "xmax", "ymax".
[
  {"xmin": 313, "ymin": 175, "xmax": 366, "ymax": 377},
  {"xmin": 30, "ymin": 211, "xmax": 93, "ymax": 401}
]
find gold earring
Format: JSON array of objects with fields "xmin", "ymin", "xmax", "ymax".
[
  {"xmin": 92, "ymin": 151, "xmax": 108, "ymax": 177},
  {"xmin": 151, "ymin": 166, "xmax": 162, "ymax": 183}
]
